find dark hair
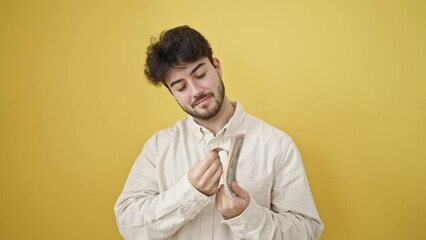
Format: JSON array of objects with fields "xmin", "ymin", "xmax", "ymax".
[{"xmin": 144, "ymin": 25, "xmax": 214, "ymax": 86}]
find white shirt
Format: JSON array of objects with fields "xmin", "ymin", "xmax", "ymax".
[{"xmin": 114, "ymin": 102, "xmax": 323, "ymax": 240}]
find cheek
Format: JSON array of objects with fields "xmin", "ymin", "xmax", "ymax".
[
  {"xmin": 203, "ymin": 76, "xmax": 220, "ymax": 90},
  {"xmin": 174, "ymin": 93, "xmax": 191, "ymax": 106},
  {"xmin": 211, "ymin": 80, "xmax": 222, "ymax": 92}
]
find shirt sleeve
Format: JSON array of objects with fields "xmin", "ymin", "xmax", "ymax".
[
  {"xmin": 114, "ymin": 141, "xmax": 210, "ymax": 240},
  {"xmin": 221, "ymin": 139, "xmax": 324, "ymax": 240}
]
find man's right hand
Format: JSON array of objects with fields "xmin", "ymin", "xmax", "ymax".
[{"xmin": 188, "ymin": 150, "xmax": 223, "ymax": 196}]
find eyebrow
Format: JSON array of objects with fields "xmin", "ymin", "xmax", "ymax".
[{"xmin": 169, "ymin": 63, "xmax": 206, "ymax": 88}]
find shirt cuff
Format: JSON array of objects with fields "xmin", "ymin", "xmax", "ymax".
[
  {"xmin": 172, "ymin": 174, "xmax": 211, "ymax": 216},
  {"xmin": 220, "ymin": 196, "xmax": 265, "ymax": 235}
]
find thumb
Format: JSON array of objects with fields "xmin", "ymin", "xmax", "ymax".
[{"xmin": 230, "ymin": 182, "xmax": 249, "ymax": 200}]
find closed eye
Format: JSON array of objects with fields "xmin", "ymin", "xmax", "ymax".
[
  {"xmin": 195, "ymin": 73, "xmax": 206, "ymax": 79},
  {"xmin": 177, "ymin": 84, "xmax": 187, "ymax": 92}
]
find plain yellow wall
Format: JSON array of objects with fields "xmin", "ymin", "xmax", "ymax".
[{"xmin": 1, "ymin": 0, "xmax": 425, "ymax": 239}]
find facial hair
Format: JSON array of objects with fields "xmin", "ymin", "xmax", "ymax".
[{"xmin": 179, "ymin": 79, "xmax": 225, "ymax": 120}]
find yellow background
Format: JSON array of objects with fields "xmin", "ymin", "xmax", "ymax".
[{"xmin": 1, "ymin": 0, "xmax": 425, "ymax": 239}]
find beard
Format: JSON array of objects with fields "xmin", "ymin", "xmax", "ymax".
[{"xmin": 179, "ymin": 79, "xmax": 225, "ymax": 120}]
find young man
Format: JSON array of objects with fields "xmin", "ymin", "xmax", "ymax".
[{"xmin": 114, "ymin": 25, "xmax": 323, "ymax": 240}]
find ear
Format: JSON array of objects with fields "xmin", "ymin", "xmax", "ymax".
[{"xmin": 212, "ymin": 58, "xmax": 222, "ymax": 77}]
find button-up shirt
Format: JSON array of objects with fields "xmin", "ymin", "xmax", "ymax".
[{"xmin": 114, "ymin": 102, "xmax": 323, "ymax": 239}]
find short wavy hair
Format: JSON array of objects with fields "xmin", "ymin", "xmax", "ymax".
[{"xmin": 144, "ymin": 25, "xmax": 214, "ymax": 86}]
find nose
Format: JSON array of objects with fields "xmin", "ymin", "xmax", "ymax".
[{"xmin": 188, "ymin": 81, "xmax": 203, "ymax": 97}]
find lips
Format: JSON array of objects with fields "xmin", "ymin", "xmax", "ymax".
[{"xmin": 192, "ymin": 94, "xmax": 212, "ymax": 108}]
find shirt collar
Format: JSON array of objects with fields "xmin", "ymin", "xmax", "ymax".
[{"xmin": 186, "ymin": 101, "xmax": 246, "ymax": 142}]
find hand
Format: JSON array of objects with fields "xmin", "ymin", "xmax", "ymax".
[
  {"xmin": 188, "ymin": 150, "xmax": 223, "ymax": 196},
  {"xmin": 215, "ymin": 182, "xmax": 250, "ymax": 219}
]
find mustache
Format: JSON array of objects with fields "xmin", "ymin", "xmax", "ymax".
[{"xmin": 191, "ymin": 93, "xmax": 214, "ymax": 108}]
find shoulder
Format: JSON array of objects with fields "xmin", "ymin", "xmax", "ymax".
[
  {"xmin": 245, "ymin": 114, "xmax": 291, "ymax": 139},
  {"xmin": 243, "ymin": 113, "xmax": 296, "ymax": 154},
  {"xmin": 144, "ymin": 117, "xmax": 189, "ymax": 149}
]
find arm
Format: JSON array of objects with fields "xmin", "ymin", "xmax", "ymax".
[
  {"xmin": 114, "ymin": 143, "xmax": 209, "ymax": 240},
  {"xmin": 114, "ymin": 143, "xmax": 223, "ymax": 239},
  {"xmin": 217, "ymin": 140, "xmax": 324, "ymax": 240}
]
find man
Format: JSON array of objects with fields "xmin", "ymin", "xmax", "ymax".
[{"xmin": 114, "ymin": 25, "xmax": 323, "ymax": 240}]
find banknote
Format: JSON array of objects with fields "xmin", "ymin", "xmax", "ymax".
[{"xmin": 224, "ymin": 134, "xmax": 245, "ymax": 198}]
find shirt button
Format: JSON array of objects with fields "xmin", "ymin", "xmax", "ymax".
[{"xmin": 205, "ymin": 213, "xmax": 211, "ymax": 219}]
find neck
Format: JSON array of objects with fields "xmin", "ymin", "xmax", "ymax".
[{"xmin": 194, "ymin": 97, "xmax": 235, "ymax": 135}]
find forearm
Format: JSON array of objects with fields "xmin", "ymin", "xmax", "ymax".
[{"xmin": 114, "ymin": 175, "xmax": 210, "ymax": 239}]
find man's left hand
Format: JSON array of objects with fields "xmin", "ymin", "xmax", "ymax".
[{"xmin": 215, "ymin": 182, "xmax": 250, "ymax": 219}]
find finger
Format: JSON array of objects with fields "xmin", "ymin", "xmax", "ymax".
[
  {"xmin": 209, "ymin": 148, "xmax": 220, "ymax": 156},
  {"xmin": 230, "ymin": 182, "xmax": 249, "ymax": 200},
  {"xmin": 204, "ymin": 150, "xmax": 220, "ymax": 166},
  {"xmin": 215, "ymin": 184, "xmax": 225, "ymax": 204},
  {"xmin": 208, "ymin": 162, "xmax": 223, "ymax": 186},
  {"xmin": 213, "ymin": 161, "xmax": 223, "ymax": 179},
  {"xmin": 195, "ymin": 150, "xmax": 219, "ymax": 173},
  {"xmin": 202, "ymin": 156, "xmax": 221, "ymax": 179},
  {"xmin": 212, "ymin": 147, "xmax": 225, "ymax": 152}
]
